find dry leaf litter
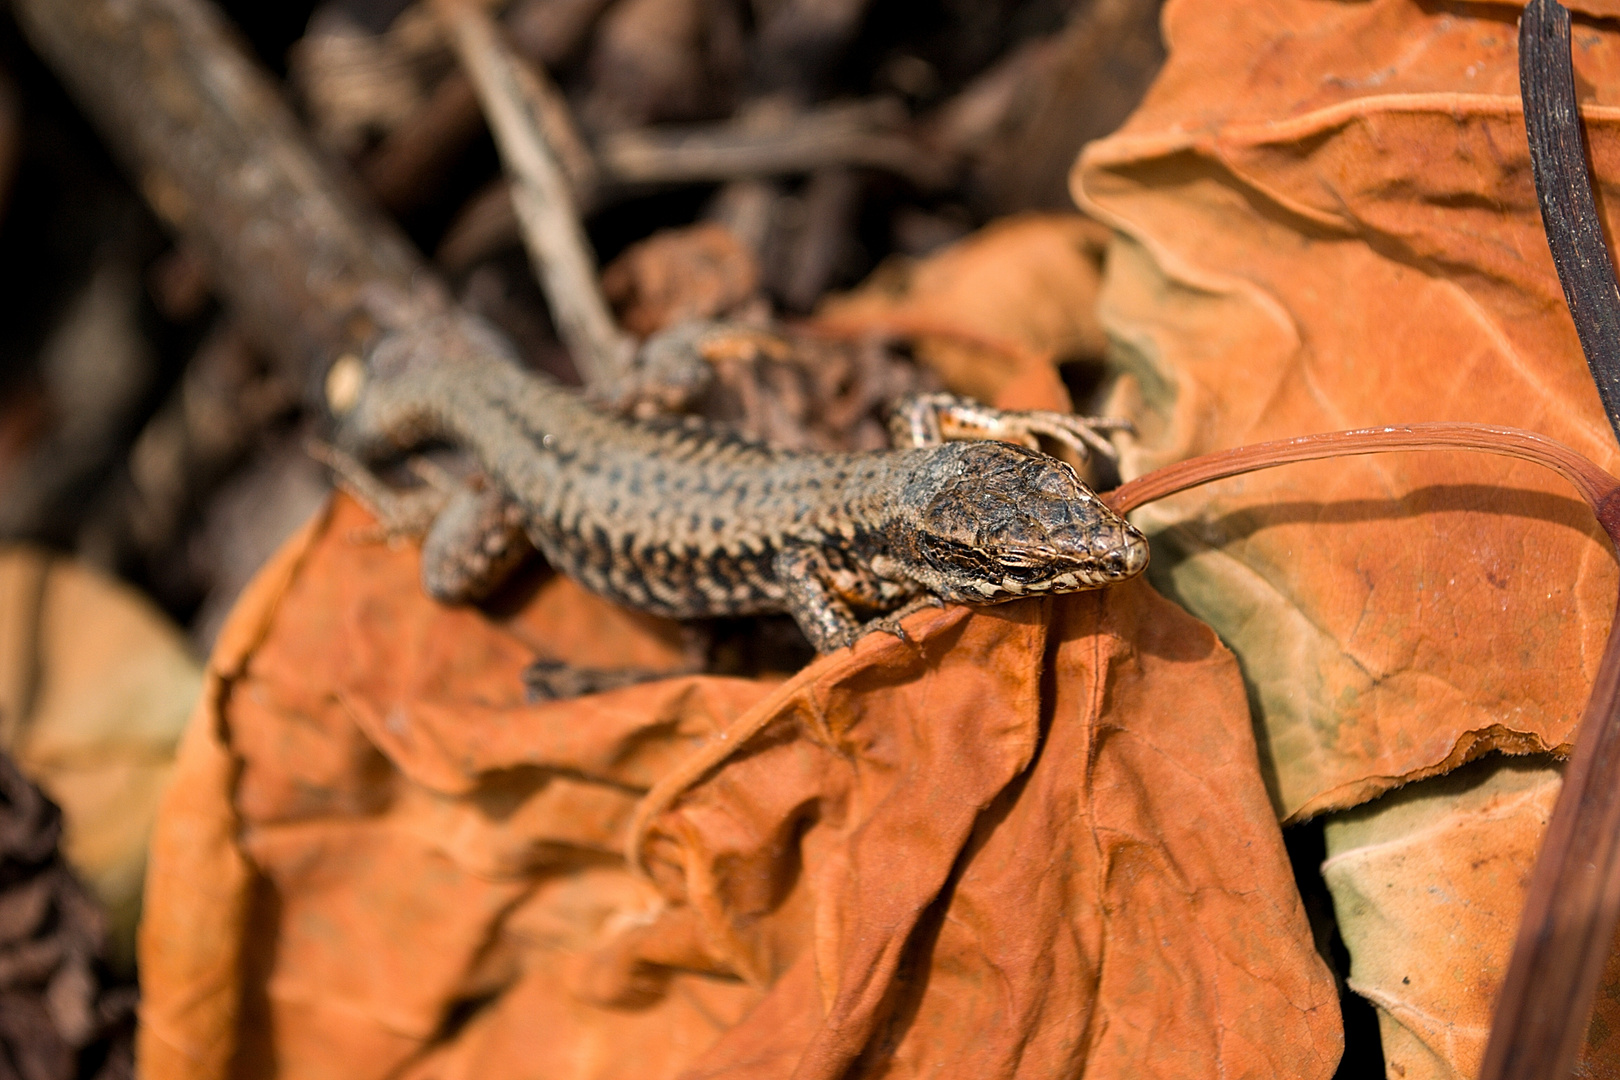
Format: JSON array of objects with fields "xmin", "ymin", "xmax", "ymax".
[{"xmin": 3, "ymin": 0, "xmax": 1619, "ymax": 1077}]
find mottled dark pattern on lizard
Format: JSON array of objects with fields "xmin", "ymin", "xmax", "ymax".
[{"xmin": 337, "ymin": 312, "xmax": 1149, "ymax": 652}]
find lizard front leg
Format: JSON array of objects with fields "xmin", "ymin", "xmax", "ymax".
[
  {"xmin": 888, "ymin": 392, "xmax": 1133, "ymax": 462},
  {"xmin": 774, "ymin": 545, "xmax": 929, "ymax": 653},
  {"xmin": 774, "ymin": 546, "xmax": 865, "ymax": 653},
  {"xmin": 418, "ymin": 480, "xmax": 534, "ymax": 602}
]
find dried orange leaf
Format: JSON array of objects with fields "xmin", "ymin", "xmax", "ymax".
[
  {"xmin": 601, "ymin": 222, "xmax": 761, "ymax": 338},
  {"xmin": 0, "ymin": 544, "xmax": 201, "ymax": 969},
  {"xmin": 815, "ymin": 213, "xmax": 1109, "ymax": 410},
  {"xmin": 138, "ymin": 496, "xmax": 767, "ymax": 1079},
  {"xmin": 1075, "ymin": 0, "xmax": 1620, "ymax": 821},
  {"xmin": 138, "ymin": 494, "xmax": 1340, "ymax": 1078},
  {"xmin": 636, "ymin": 581, "xmax": 1339, "ymax": 1079},
  {"xmin": 1322, "ymin": 756, "xmax": 1620, "ymax": 1077}
]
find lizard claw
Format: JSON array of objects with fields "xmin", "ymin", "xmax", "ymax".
[
  {"xmin": 874, "ymin": 618, "xmax": 910, "ymax": 644},
  {"xmin": 855, "ymin": 594, "xmax": 947, "ymax": 648},
  {"xmin": 851, "ymin": 615, "xmax": 908, "ymax": 646}
]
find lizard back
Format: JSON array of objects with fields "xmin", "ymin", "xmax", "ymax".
[{"xmin": 350, "ymin": 332, "xmax": 925, "ymax": 618}]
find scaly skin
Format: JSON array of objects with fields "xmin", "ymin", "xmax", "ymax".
[{"xmin": 339, "ymin": 311, "xmax": 1150, "ymax": 652}]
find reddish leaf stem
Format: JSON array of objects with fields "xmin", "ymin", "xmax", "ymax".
[
  {"xmin": 1105, "ymin": 422, "xmax": 1620, "ymax": 526},
  {"xmin": 1106, "ymin": 421, "xmax": 1620, "ymax": 1079}
]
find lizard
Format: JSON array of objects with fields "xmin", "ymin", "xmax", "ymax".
[{"xmin": 329, "ymin": 305, "xmax": 1151, "ymax": 659}]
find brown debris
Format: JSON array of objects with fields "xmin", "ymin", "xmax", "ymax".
[
  {"xmin": 686, "ymin": 328, "xmax": 934, "ymax": 452},
  {"xmin": 601, "ymin": 222, "xmax": 760, "ymax": 336},
  {"xmin": 0, "ymin": 545, "xmax": 201, "ymax": 966},
  {"xmin": 0, "ymin": 750, "xmax": 134, "ymax": 1080},
  {"xmin": 600, "ymin": 224, "xmax": 935, "ymax": 452},
  {"xmin": 290, "ymin": 8, "xmax": 435, "ymax": 157},
  {"xmin": 973, "ymin": 0, "xmax": 1164, "ymax": 212},
  {"xmin": 582, "ymin": 0, "xmax": 745, "ymax": 130},
  {"xmin": 0, "ymin": 255, "xmax": 158, "ymax": 546},
  {"xmin": 358, "ymin": 70, "xmax": 484, "ymax": 216}
]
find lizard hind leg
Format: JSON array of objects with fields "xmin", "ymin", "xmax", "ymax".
[
  {"xmin": 312, "ymin": 441, "xmax": 533, "ymax": 603},
  {"xmin": 524, "ymin": 624, "xmax": 710, "ymax": 701},
  {"xmin": 525, "ymin": 660, "xmax": 691, "ymax": 701},
  {"xmin": 773, "ymin": 546, "xmax": 930, "ymax": 653},
  {"xmin": 419, "ymin": 479, "xmax": 535, "ymax": 603},
  {"xmin": 310, "ymin": 441, "xmax": 449, "ymax": 542},
  {"xmin": 773, "ymin": 546, "xmax": 865, "ymax": 653}
]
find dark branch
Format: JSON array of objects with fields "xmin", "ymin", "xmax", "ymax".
[
  {"xmin": 1522, "ymin": 0, "xmax": 1620, "ymax": 442},
  {"xmin": 1479, "ymin": 4, "xmax": 1620, "ymax": 1078}
]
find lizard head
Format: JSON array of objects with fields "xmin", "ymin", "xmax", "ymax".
[{"xmin": 888, "ymin": 441, "xmax": 1149, "ymax": 603}]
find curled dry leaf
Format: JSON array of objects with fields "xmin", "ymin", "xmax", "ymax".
[
  {"xmin": 601, "ymin": 222, "xmax": 762, "ymax": 338},
  {"xmin": 1322, "ymin": 755, "xmax": 1620, "ymax": 1078},
  {"xmin": 136, "ymin": 493, "xmax": 1340, "ymax": 1079},
  {"xmin": 0, "ymin": 545, "xmax": 201, "ymax": 971},
  {"xmin": 138, "ymin": 496, "xmax": 736, "ymax": 1079},
  {"xmin": 814, "ymin": 213, "xmax": 1110, "ymax": 411},
  {"xmin": 630, "ymin": 575, "xmax": 1338, "ymax": 1080},
  {"xmin": 1074, "ymin": 0, "xmax": 1620, "ymax": 822}
]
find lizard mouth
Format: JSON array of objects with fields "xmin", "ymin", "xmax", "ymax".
[
  {"xmin": 942, "ymin": 526, "xmax": 1150, "ymax": 600},
  {"xmin": 1019, "ymin": 524, "xmax": 1150, "ymax": 594}
]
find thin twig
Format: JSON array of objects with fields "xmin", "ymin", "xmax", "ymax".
[
  {"xmin": 596, "ymin": 100, "xmax": 951, "ymax": 191},
  {"xmin": 433, "ymin": 100, "xmax": 955, "ymax": 274},
  {"xmin": 1472, "ymin": 4, "xmax": 1620, "ymax": 1077},
  {"xmin": 12, "ymin": 0, "xmax": 423, "ymax": 405},
  {"xmin": 435, "ymin": 0, "xmax": 634, "ymax": 390},
  {"xmin": 512, "ymin": 59, "xmax": 598, "ymax": 203}
]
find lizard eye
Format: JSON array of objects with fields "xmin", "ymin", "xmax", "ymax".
[{"xmin": 1000, "ymin": 557, "xmax": 1057, "ymax": 585}]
